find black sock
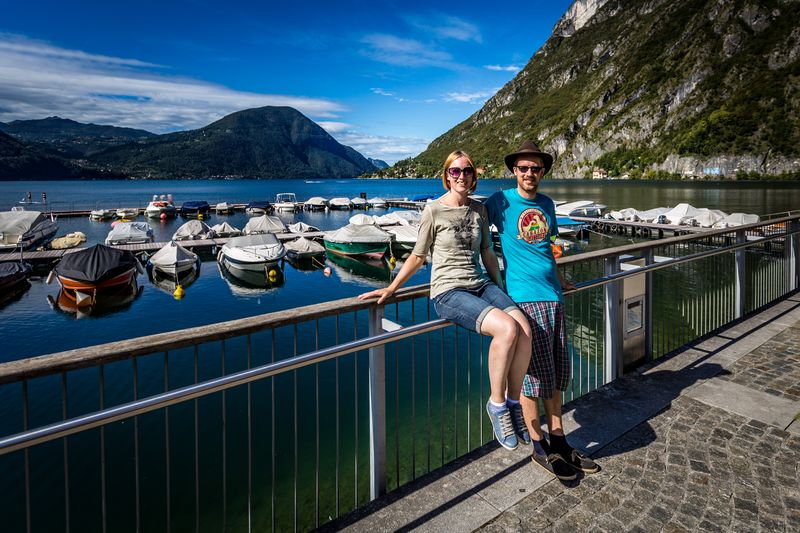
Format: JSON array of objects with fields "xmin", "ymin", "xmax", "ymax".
[{"xmin": 548, "ymin": 433, "xmax": 572, "ymax": 455}]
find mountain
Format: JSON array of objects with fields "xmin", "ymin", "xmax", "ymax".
[
  {"xmin": 368, "ymin": 158, "xmax": 389, "ymax": 170},
  {"xmin": 90, "ymin": 107, "xmax": 377, "ymax": 179},
  {"xmin": 0, "ymin": 116, "xmax": 156, "ymax": 157},
  {"xmin": 387, "ymin": 0, "xmax": 800, "ymax": 179},
  {"xmin": 0, "ymin": 130, "xmax": 115, "ymax": 180}
]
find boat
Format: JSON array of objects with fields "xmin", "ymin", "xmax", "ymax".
[
  {"xmin": 385, "ymin": 225, "xmax": 418, "ymax": 258},
  {"xmin": 555, "ymin": 200, "xmax": 607, "ymax": 217},
  {"xmin": 214, "ymin": 202, "xmax": 234, "ymax": 215},
  {"xmin": 688, "ymin": 209, "xmax": 727, "ymax": 228},
  {"xmin": 304, "ymin": 197, "xmax": 328, "ymax": 211},
  {"xmin": 0, "ymin": 210, "xmax": 59, "ymax": 251},
  {"xmin": 49, "ymin": 244, "xmax": 142, "ymax": 308},
  {"xmin": 662, "ymin": 203, "xmax": 702, "ymax": 225},
  {"xmin": 218, "ymin": 233, "xmax": 287, "ymax": 275},
  {"xmin": 210, "ymin": 221, "xmax": 242, "ymax": 237},
  {"xmin": 147, "ymin": 241, "xmax": 200, "ymax": 277},
  {"xmin": 244, "ymin": 215, "xmax": 287, "ymax": 235},
  {"xmin": 274, "ymin": 193, "xmax": 298, "ymax": 212},
  {"xmin": 150, "ymin": 265, "xmax": 200, "ymax": 294},
  {"xmin": 0, "ymin": 262, "xmax": 32, "ymax": 306},
  {"xmin": 328, "ymin": 197, "xmax": 352, "ymax": 210},
  {"xmin": 374, "ymin": 210, "xmax": 422, "ymax": 227},
  {"xmin": 323, "ymin": 223, "xmax": 394, "ymax": 259},
  {"xmin": 367, "ymin": 197, "xmax": 387, "ymax": 209},
  {"xmin": 245, "ymin": 200, "xmax": 272, "ymax": 216},
  {"xmin": 116, "ymin": 207, "xmax": 139, "ymax": 219},
  {"xmin": 50, "ymin": 231, "xmax": 87, "ymax": 250},
  {"xmin": 349, "ymin": 213, "xmax": 377, "ymax": 225},
  {"xmin": 717, "ymin": 212, "xmax": 760, "ymax": 228},
  {"xmin": 351, "ymin": 197, "xmax": 368, "ymax": 210},
  {"xmin": 89, "ymin": 209, "xmax": 115, "ymax": 221},
  {"xmin": 284, "ymin": 236, "xmax": 326, "ymax": 260},
  {"xmin": 105, "ymin": 221, "xmax": 154, "ymax": 245},
  {"xmin": 556, "ymin": 217, "xmax": 589, "ymax": 240},
  {"xmin": 180, "ymin": 201, "xmax": 211, "ymax": 219},
  {"xmin": 172, "ymin": 219, "xmax": 215, "ymax": 241},
  {"xmin": 217, "ymin": 261, "xmax": 284, "ymax": 296},
  {"xmin": 144, "ymin": 196, "xmax": 177, "ymax": 219},
  {"xmin": 325, "ymin": 252, "xmax": 391, "ymax": 286},
  {"xmin": 410, "ymin": 194, "xmax": 434, "ymax": 202},
  {"xmin": 287, "ymin": 222, "xmax": 320, "ymax": 234}
]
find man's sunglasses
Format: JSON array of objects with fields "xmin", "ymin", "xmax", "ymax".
[
  {"xmin": 447, "ymin": 167, "xmax": 475, "ymax": 178},
  {"xmin": 515, "ymin": 165, "xmax": 545, "ymax": 174}
]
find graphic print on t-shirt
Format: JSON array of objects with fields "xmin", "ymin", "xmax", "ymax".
[
  {"xmin": 452, "ymin": 213, "xmax": 476, "ymax": 255},
  {"xmin": 517, "ymin": 208, "xmax": 549, "ymax": 244}
]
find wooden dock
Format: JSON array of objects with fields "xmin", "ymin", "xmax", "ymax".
[{"xmin": 569, "ymin": 215, "xmax": 711, "ymax": 238}]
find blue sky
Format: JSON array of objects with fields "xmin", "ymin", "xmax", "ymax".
[{"xmin": 0, "ymin": 0, "xmax": 574, "ymax": 163}]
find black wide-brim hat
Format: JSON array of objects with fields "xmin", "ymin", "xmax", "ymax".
[{"xmin": 504, "ymin": 140, "xmax": 554, "ymax": 174}]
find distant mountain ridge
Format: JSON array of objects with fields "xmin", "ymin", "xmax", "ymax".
[
  {"xmin": 385, "ymin": 0, "xmax": 800, "ymax": 179},
  {"xmin": 0, "ymin": 130, "xmax": 113, "ymax": 180},
  {"xmin": 368, "ymin": 158, "xmax": 389, "ymax": 169}
]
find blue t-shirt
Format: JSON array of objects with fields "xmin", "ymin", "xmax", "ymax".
[{"xmin": 485, "ymin": 189, "xmax": 563, "ymax": 303}]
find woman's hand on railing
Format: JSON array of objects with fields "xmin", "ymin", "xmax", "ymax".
[{"xmin": 358, "ymin": 287, "xmax": 395, "ymax": 304}]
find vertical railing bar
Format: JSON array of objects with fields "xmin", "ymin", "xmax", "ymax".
[
  {"xmin": 132, "ymin": 357, "xmax": 140, "ymax": 533},
  {"xmin": 293, "ymin": 324, "xmax": 298, "ymax": 532},
  {"xmin": 479, "ymin": 329, "xmax": 484, "ymax": 443},
  {"xmin": 99, "ymin": 366, "xmax": 107, "ymax": 533},
  {"xmin": 270, "ymin": 329, "xmax": 276, "ymax": 533},
  {"xmin": 61, "ymin": 372, "xmax": 70, "ymax": 533},
  {"xmin": 193, "ymin": 346, "xmax": 198, "ymax": 533},
  {"xmin": 314, "ymin": 320, "xmax": 320, "ymax": 528},
  {"xmin": 164, "ymin": 351, "xmax": 172, "ymax": 530},
  {"xmin": 23, "ymin": 380, "xmax": 31, "ymax": 533},
  {"xmin": 221, "ymin": 341, "xmax": 227, "ymax": 533},
  {"xmin": 353, "ymin": 311, "xmax": 359, "ymax": 507},
  {"xmin": 440, "ymin": 327, "xmax": 444, "ymax": 466},
  {"xmin": 334, "ymin": 315, "xmax": 340, "ymax": 518},
  {"xmin": 394, "ymin": 323, "xmax": 399, "ymax": 489},
  {"xmin": 466, "ymin": 326, "xmax": 471, "ymax": 449},
  {"xmin": 454, "ymin": 326, "xmax": 459, "ymax": 458},
  {"xmin": 247, "ymin": 334, "xmax": 253, "ymax": 533},
  {"xmin": 426, "ymin": 302, "xmax": 431, "ymax": 473},
  {"xmin": 410, "ymin": 299, "xmax": 417, "ymax": 480}
]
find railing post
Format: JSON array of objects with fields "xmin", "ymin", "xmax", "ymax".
[
  {"xmin": 735, "ymin": 229, "xmax": 746, "ymax": 318},
  {"xmin": 786, "ymin": 220, "xmax": 799, "ymax": 292},
  {"xmin": 368, "ymin": 304, "xmax": 386, "ymax": 500},
  {"xmin": 643, "ymin": 249, "xmax": 654, "ymax": 361},
  {"xmin": 604, "ymin": 255, "xmax": 622, "ymax": 383}
]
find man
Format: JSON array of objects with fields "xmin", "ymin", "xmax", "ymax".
[{"xmin": 485, "ymin": 140, "xmax": 599, "ymax": 481}]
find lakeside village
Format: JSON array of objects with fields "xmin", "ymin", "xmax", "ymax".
[{"xmin": 0, "ymin": 189, "xmax": 768, "ymax": 312}]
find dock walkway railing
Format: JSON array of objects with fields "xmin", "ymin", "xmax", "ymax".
[{"xmin": 0, "ymin": 215, "xmax": 798, "ymax": 532}]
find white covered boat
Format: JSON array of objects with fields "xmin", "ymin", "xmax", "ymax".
[
  {"xmin": 210, "ymin": 221, "xmax": 242, "ymax": 237},
  {"xmin": 324, "ymin": 223, "xmax": 394, "ymax": 259},
  {"xmin": 287, "ymin": 222, "xmax": 320, "ymax": 234},
  {"xmin": 215, "ymin": 202, "xmax": 234, "ymax": 215},
  {"xmin": 284, "ymin": 237, "xmax": 326, "ymax": 260},
  {"xmin": 0, "ymin": 210, "xmax": 58, "ymax": 251},
  {"xmin": 148, "ymin": 241, "xmax": 199, "ymax": 276},
  {"xmin": 274, "ymin": 193, "xmax": 298, "ymax": 212},
  {"xmin": 116, "ymin": 207, "xmax": 139, "ymax": 219},
  {"xmin": 351, "ymin": 197, "xmax": 368, "ymax": 210},
  {"xmin": 218, "ymin": 233, "xmax": 286, "ymax": 273},
  {"xmin": 349, "ymin": 214, "xmax": 377, "ymax": 225},
  {"xmin": 244, "ymin": 215, "xmax": 287, "ymax": 235},
  {"xmin": 374, "ymin": 210, "xmax": 422, "ymax": 227},
  {"xmin": 688, "ymin": 209, "xmax": 727, "ymax": 228},
  {"xmin": 89, "ymin": 209, "xmax": 115, "ymax": 221},
  {"xmin": 105, "ymin": 221, "xmax": 154, "ymax": 245},
  {"xmin": 172, "ymin": 219, "xmax": 216, "ymax": 241},
  {"xmin": 329, "ymin": 197, "xmax": 353, "ymax": 210},
  {"xmin": 663, "ymin": 203, "xmax": 702, "ymax": 225},
  {"xmin": 386, "ymin": 225, "xmax": 418, "ymax": 257},
  {"xmin": 304, "ymin": 197, "xmax": 328, "ymax": 211},
  {"xmin": 367, "ymin": 197, "xmax": 387, "ymax": 209},
  {"xmin": 555, "ymin": 200, "xmax": 606, "ymax": 217},
  {"xmin": 637, "ymin": 207, "xmax": 670, "ymax": 223},
  {"xmin": 716, "ymin": 213, "xmax": 760, "ymax": 228}
]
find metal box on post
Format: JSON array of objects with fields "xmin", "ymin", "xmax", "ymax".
[{"xmin": 620, "ymin": 256, "xmax": 646, "ymax": 371}]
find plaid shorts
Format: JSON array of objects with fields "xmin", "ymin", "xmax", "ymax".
[{"xmin": 518, "ymin": 301, "xmax": 569, "ymax": 398}]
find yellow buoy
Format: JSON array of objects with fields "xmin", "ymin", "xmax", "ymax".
[
  {"xmin": 197, "ymin": 214, "xmax": 204, "ymax": 220},
  {"xmin": 389, "ymin": 256, "xmax": 397, "ymax": 269},
  {"xmin": 268, "ymin": 269, "xmax": 278, "ymax": 282},
  {"xmin": 173, "ymin": 284, "xmax": 185, "ymax": 299}
]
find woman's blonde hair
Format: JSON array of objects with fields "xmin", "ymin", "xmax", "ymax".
[{"xmin": 441, "ymin": 150, "xmax": 478, "ymax": 193}]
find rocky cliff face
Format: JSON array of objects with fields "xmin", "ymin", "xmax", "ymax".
[{"xmin": 391, "ymin": 0, "xmax": 800, "ymax": 179}]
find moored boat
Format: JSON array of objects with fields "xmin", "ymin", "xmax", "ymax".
[
  {"xmin": 328, "ymin": 197, "xmax": 352, "ymax": 210},
  {"xmin": 172, "ymin": 219, "xmax": 216, "ymax": 241},
  {"xmin": 244, "ymin": 215, "xmax": 287, "ymax": 235},
  {"xmin": 210, "ymin": 221, "xmax": 242, "ymax": 237},
  {"xmin": 147, "ymin": 241, "xmax": 200, "ymax": 277},
  {"xmin": 287, "ymin": 222, "xmax": 320, "ymax": 234},
  {"xmin": 180, "ymin": 201, "xmax": 211, "ymax": 219},
  {"xmin": 50, "ymin": 231, "xmax": 87, "ymax": 250},
  {"xmin": 0, "ymin": 262, "xmax": 32, "ymax": 306},
  {"xmin": 284, "ymin": 236, "xmax": 325, "ymax": 260},
  {"xmin": 274, "ymin": 193, "xmax": 298, "ymax": 212},
  {"xmin": 116, "ymin": 207, "xmax": 139, "ymax": 219},
  {"xmin": 367, "ymin": 197, "xmax": 387, "ymax": 209},
  {"xmin": 555, "ymin": 200, "xmax": 606, "ymax": 217},
  {"xmin": 145, "ymin": 197, "xmax": 177, "ymax": 219},
  {"xmin": 350, "ymin": 197, "xmax": 367, "ymax": 210},
  {"xmin": 323, "ymin": 223, "xmax": 393, "ymax": 259},
  {"xmin": 214, "ymin": 202, "xmax": 234, "ymax": 215},
  {"xmin": 218, "ymin": 233, "xmax": 287, "ymax": 275},
  {"xmin": 304, "ymin": 197, "xmax": 328, "ymax": 211},
  {"xmin": 89, "ymin": 209, "xmax": 115, "ymax": 221},
  {"xmin": 0, "ymin": 210, "xmax": 59, "ymax": 251},
  {"xmin": 105, "ymin": 221, "xmax": 154, "ymax": 245},
  {"xmin": 245, "ymin": 200, "xmax": 272, "ymax": 216},
  {"xmin": 385, "ymin": 225, "xmax": 418, "ymax": 258}
]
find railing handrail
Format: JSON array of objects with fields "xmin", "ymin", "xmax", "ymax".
[
  {"xmin": 1, "ymin": 214, "xmax": 797, "ymax": 385},
  {"xmin": 0, "ymin": 317, "xmax": 452, "ymax": 456}
]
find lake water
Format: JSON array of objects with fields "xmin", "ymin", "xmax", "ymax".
[{"xmin": 1, "ymin": 178, "xmax": 799, "ymax": 362}]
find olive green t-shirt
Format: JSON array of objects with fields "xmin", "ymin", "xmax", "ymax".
[{"xmin": 411, "ymin": 199, "xmax": 491, "ymax": 299}]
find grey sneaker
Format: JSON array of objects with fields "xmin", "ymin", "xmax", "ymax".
[
  {"xmin": 509, "ymin": 403, "xmax": 531, "ymax": 445},
  {"xmin": 486, "ymin": 401, "xmax": 518, "ymax": 450}
]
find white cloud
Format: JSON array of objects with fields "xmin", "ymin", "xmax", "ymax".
[
  {"xmin": 317, "ymin": 121, "xmax": 352, "ymax": 133},
  {"xmin": 404, "ymin": 14, "xmax": 482, "ymax": 44},
  {"xmin": 360, "ymin": 34, "xmax": 456, "ymax": 69},
  {"xmin": 442, "ymin": 89, "xmax": 498, "ymax": 104},
  {"xmin": 0, "ymin": 34, "xmax": 347, "ymax": 132},
  {"xmin": 322, "ymin": 126, "xmax": 429, "ymax": 165},
  {"xmin": 371, "ymin": 87, "xmax": 395, "ymax": 97},
  {"xmin": 484, "ymin": 64, "xmax": 521, "ymax": 73}
]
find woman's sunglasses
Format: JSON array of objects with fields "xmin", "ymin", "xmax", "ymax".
[{"xmin": 447, "ymin": 167, "xmax": 475, "ymax": 179}]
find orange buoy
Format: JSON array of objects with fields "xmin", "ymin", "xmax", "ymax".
[{"xmin": 323, "ymin": 267, "xmax": 332, "ymax": 276}]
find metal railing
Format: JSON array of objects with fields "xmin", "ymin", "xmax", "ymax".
[{"xmin": 0, "ymin": 215, "xmax": 798, "ymax": 532}]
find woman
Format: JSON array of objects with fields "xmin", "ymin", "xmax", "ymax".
[{"xmin": 358, "ymin": 150, "xmax": 532, "ymax": 451}]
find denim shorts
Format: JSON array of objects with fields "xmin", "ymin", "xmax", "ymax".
[{"xmin": 433, "ymin": 282, "xmax": 519, "ymax": 333}]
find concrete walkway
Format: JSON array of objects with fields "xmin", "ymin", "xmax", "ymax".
[{"xmin": 327, "ymin": 293, "xmax": 800, "ymax": 532}]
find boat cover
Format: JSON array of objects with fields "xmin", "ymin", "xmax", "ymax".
[
  {"xmin": 304, "ymin": 197, "xmax": 328, "ymax": 207},
  {"xmin": 246, "ymin": 200, "xmax": 271, "ymax": 210},
  {"xmin": 720, "ymin": 213, "xmax": 760, "ymax": 227},
  {"xmin": 367, "ymin": 197, "xmax": 386, "ymax": 205},
  {"xmin": 0, "ymin": 210, "xmax": 47, "ymax": 235},
  {"xmin": 0, "ymin": 261, "xmax": 31, "ymax": 282},
  {"xmin": 284, "ymin": 237, "xmax": 325, "ymax": 255},
  {"xmin": 181, "ymin": 201, "xmax": 210, "ymax": 211},
  {"xmin": 211, "ymin": 221, "xmax": 242, "ymax": 237},
  {"xmin": 689, "ymin": 209, "xmax": 727, "ymax": 228},
  {"xmin": 351, "ymin": 197, "xmax": 367, "ymax": 205},
  {"xmin": 244, "ymin": 215, "xmax": 287, "ymax": 234},
  {"xmin": 636, "ymin": 207, "xmax": 670, "ymax": 222},
  {"xmin": 349, "ymin": 214, "xmax": 376, "ymax": 225},
  {"xmin": 287, "ymin": 222, "xmax": 320, "ymax": 233},
  {"xmin": 329, "ymin": 198, "xmax": 352, "ymax": 208},
  {"xmin": 55, "ymin": 244, "xmax": 138, "ymax": 284},
  {"xmin": 105, "ymin": 222, "xmax": 153, "ymax": 244},
  {"xmin": 150, "ymin": 241, "xmax": 198, "ymax": 269},
  {"xmin": 172, "ymin": 219, "xmax": 215, "ymax": 240},
  {"xmin": 663, "ymin": 203, "xmax": 701, "ymax": 225},
  {"xmin": 374, "ymin": 210, "xmax": 421, "ymax": 226},
  {"xmin": 386, "ymin": 225, "xmax": 418, "ymax": 244},
  {"xmin": 325, "ymin": 224, "xmax": 393, "ymax": 244}
]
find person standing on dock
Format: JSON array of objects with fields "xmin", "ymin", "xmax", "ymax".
[
  {"xmin": 41, "ymin": 191, "xmax": 47, "ymax": 204},
  {"xmin": 359, "ymin": 150, "xmax": 534, "ymax": 452},
  {"xmin": 486, "ymin": 141, "xmax": 599, "ymax": 481}
]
